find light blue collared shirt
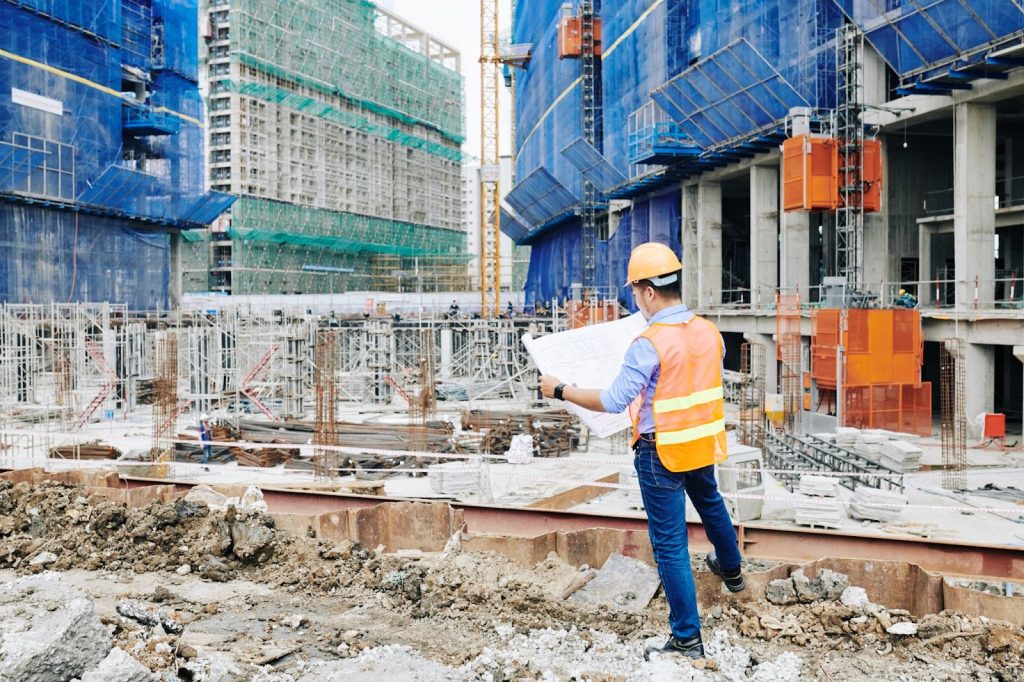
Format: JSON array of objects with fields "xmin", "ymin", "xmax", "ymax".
[{"xmin": 599, "ymin": 303, "xmax": 723, "ymax": 435}]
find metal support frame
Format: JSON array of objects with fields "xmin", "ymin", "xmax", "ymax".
[
  {"xmin": 835, "ymin": 24, "xmax": 864, "ymax": 298},
  {"xmin": 578, "ymin": 0, "xmax": 600, "ymax": 294}
]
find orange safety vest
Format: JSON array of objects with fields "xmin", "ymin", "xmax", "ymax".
[{"xmin": 628, "ymin": 316, "xmax": 728, "ymax": 472}]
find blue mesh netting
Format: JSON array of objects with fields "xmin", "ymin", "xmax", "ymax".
[
  {"xmin": 5, "ymin": 0, "xmax": 122, "ymax": 43},
  {"xmin": 0, "ymin": 204, "xmax": 170, "ymax": 308},
  {"xmin": 832, "ymin": 0, "xmax": 1024, "ymax": 78},
  {"xmin": 153, "ymin": 0, "xmax": 199, "ymax": 82},
  {"xmin": 0, "ymin": 1, "xmax": 224, "ymax": 307},
  {"xmin": 521, "ymin": 188, "xmax": 682, "ymax": 308},
  {"xmin": 514, "ymin": 0, "xmax": 842, "ymax": 300}
]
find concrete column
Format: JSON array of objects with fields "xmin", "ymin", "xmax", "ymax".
[
  {"xmin": 918, "ymin": 224, "xmax": 933, "ymax": 306},
  {"xmin": 697, "ymin": 181, "xmax": 722, "ymax": 309},
  {"xmin": 860, "ymin": 41, "xmax": 888, "ymax": 107},
  {"xmin": 781, "ymin": 209, "xmax": 810, "ymax": 297},
  {"xmin": 169, "ymin": 231, "xmax": 183, "ymax": 311},
  {"xmin": 1014, "ymin": 346, "xmax": 1024, "ymax": 437},
  {"xmin": 681, "ymin": 184, "xmax": 699, "ymax": 309},
  {"xmin": 749, "ymin": 166, "xmax": 779, "ymax": 309},
  {"xmin": 744, "ymin": 332, "xmax": 778, "ymax": 394},
  {"xmin": 953, "ymin": 102, "xmax": 996, "ymax": 308},
  {"xmin": 440, "ymin": 329, "xmax": 454, "ymax": 379},
  {"xmin": 862, "ymin": 142, "xmax": 889, "ymax": 291},
  {"xmin": 964, "ymin": 342, "xmax": 995, "ymax": 421}
]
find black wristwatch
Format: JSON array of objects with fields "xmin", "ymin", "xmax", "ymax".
[{"xmin": 553, "ymin": 383, "xmax": 566, "ymax": 401}]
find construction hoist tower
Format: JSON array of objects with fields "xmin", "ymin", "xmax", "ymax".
[
  {"xmin": 579, "ymin": 0, "xmax": 600, "ymax": 294},
  {"xmin": 835, "ymin": 23, "xmax": 865, "ymax": 297},
  {"xmin": 479, "ymin": 0, "xmax": 502, "ymax": 318}
]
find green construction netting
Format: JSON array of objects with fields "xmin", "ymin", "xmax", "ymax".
[
  {"xmin": 226, "ymin": 78, "xmax": 464, "ymax": 162},
  {"xmin": 228, "ymin": 0, "xmax": 463, "ymax": 143},
  {"xmin": 230, "ymin": 197, "xmax": 466, "ymax": 257}
]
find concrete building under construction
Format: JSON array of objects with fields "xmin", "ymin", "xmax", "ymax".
[
  {"xmin": 185, "ymin": 0, "xmax": 469, "ymax": 296},
  {"xmin": 504, "ymin": 0, "xmax": 1024, "ymax": 435}
]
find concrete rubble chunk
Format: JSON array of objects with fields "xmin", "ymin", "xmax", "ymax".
[
  {"xmin": 766, "ymin": 577, "xmax": 799, "ymax": 605},
  {"xmin": 886, "ymin": 622, "xmax": 919, "ymax": 636},
  {"xmin": 791, "ymin": 570, "xmax": 816, "ymax": 603},
  {"xmin": 182, "ymin": 485, "xmax": 229, "ymax": 511},
  {"xmin": 115, "ymin": 599, "xmax": 183, "ymax": 634},
  {"xmin": 569, "ymin": 552, "xmax": 660, "ymax": 613},
  {"xmin": 29, "ymin": 551, "xmax": 58, "ymax": 566},
  {"xmin": 229, "ymin": 517, "xmax": 275, "ymax": 564},
  {"xmin": 816, "ymin": 569, "xmax": 850, "ymax": 600},
  {"xmin": 181, "ymin": 652, "xmax": 245, "ymax": 682},
  {"xmin": 80, "ymin": 647, "xmax": 155, "ymax": 682},
  {"xmin": 841, "ymin": 586, "xmax": 871, "ymax": 609},
  {"xmin": 0, "ymin": 573, "xmax": 111, "ymax": 682}
]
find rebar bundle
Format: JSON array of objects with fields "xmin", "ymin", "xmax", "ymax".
[
  {"xmin": 940, "ymin": 338, "xmax": 966, "ymax": 491},
  {"xmin": 739, "ymin": 342, "xmax": 766, "ymax": 448},
  {"xmin": 777, "ymin": 293, "xmax": 802, "ymax": 434},
  {"xmin": 313, "ymin": 330, "xmax": 340, "ymax": 481},
  {"xmin": 152, "ymin": 332, "xmax": 179, "ymax": 463}
]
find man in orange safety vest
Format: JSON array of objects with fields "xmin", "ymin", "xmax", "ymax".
[{"xmin": 540, "ymin": 242, "xmax": 744, "ymax": 660}]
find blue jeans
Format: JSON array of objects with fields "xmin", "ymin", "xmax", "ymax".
[
  {"xmin": 634, "ymin": 440, "xmax": 742, "ymax": 640},
  {"xmin": 200, "ymin": 444, "xmax": 212, "ymax": 464}
]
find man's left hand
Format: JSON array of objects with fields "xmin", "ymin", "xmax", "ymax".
[{"xmin": 539, "ymin": 375, "xmax": 561, "ymax": 399}]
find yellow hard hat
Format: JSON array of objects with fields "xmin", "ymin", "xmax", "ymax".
[
  {"xmin": 899, "ymin": 289, "xmax": 907, "ymax": 295},
  {"xmin": 624, "ymin": 242, "xmax": 682, "ymax": 287}
]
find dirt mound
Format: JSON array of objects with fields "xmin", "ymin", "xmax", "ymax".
[{"xmin": 0, "ymin": 480, "xmax": 318, "ymax": 580}]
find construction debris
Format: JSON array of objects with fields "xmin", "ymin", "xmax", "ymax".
[
  {"xmin": 0, "ymin": 479, "xmax": 1021, "ymax": 680},
  {"xmin": 504, "ymin": 434, "xmax": 535, "ymax": 464},
  {"xmin": 569, "ymin": 552, "xmax": 660, "ymax": 613},
  {"xmin": 0, "ymin": 574, "xmax": 111, "ymax": 681}
]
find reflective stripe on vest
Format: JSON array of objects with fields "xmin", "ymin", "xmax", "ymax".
[
  {"xmin": 656, "ymin": 417, "xmax": 727, "ymax": 446},
  {"xmin": 652, "ymin": 385, "xmax": 724, "ymax": 415}
]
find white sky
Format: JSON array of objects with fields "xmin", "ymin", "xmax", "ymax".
[{"xmin": 384, "ymin": 0, "xmax": 513, "ymax": 162}]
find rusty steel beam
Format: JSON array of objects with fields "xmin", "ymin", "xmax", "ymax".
[{"xmin": 121, "ymin": 476, "xmax": 1023, "ymax": 580}]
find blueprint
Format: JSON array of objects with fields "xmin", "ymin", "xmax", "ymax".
[{"xmin": 521, "ymin": 312, "xmax": 648, "ymax": 438}]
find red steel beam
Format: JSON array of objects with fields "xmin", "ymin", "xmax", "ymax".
[{"xmin": 122, "ymin": 477, "xmax": 1023, "ymax": 580}]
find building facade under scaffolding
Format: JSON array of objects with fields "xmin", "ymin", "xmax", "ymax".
[
  {"xmin": 0, "ymin": 0, "xmax": 234, "ymax": 310},
  {"xmin": 188, "ymin": 0, "xmax": 468, "ymax": 296},
  {"xmin": 506, "ymin": 0, "xmax": 1024, "ymax": 433}
]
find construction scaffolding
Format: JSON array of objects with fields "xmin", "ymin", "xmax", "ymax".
[
  {"xmin": 197, "ymin": 0, "xmax": 468, "ymax": 296},
  {"xmin": 940, "ymin": 338, "xmax": 967, "ymax": 491}
]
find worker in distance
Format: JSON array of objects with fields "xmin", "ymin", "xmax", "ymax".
[{"xmin": 540, "ymin": 242, "xmax": 744, "ymax": 660}]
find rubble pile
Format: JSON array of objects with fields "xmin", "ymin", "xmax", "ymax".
[{"xmin": 0, "ymin": 479, "xmax": 1022, "ymax": 681}]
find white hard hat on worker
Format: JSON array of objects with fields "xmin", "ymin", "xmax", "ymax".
[{"xmin": 624, "ymin": 242, "xmax": 682, "ymax": 287}]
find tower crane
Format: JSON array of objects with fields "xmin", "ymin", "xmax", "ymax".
[{"xmin": 479, "ymin": 0, "xmax": 501, "ymax": 318}]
